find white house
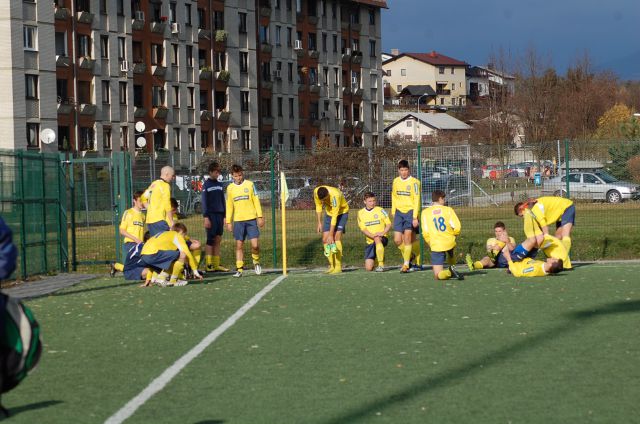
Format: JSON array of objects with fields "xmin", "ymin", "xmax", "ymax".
[{"xmin": 384, "ymin": 112, "xmax": 471, "ymax": 142}]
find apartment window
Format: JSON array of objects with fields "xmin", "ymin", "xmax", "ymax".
[
  {"xmin": 396, "ymin": 85, "xmax": 402, "ymax": 92},
  {"xmin": 400, "ymin": 69, "xmax": 406, "ymax": 76},
  {"xmin": 322, "ymin": 33, "xmax": 327, "ymax": 52},
  {"xmin": 154, "ymin": 130, "xmax": 165, "ymax": 150},
  {"xmin": 169, "ymin": 2, "xmax": 177, "ymax": 23},
  {"xmin": 133, "ymin": 84, "xmax": 143, "ymax": 107},
  {"xmin": 439, "ymin": 66, "xmax": 445, "ymax": 74},
  {"xmin": 331, "ymin": 0, "xmax": 337, "ymax": 17},
  {"xmin": 288, "ymin": 98, "xmax": 294, "ymax": 117},
  {"xmin": 241, "ymin": 91, "xmax": 249, "ymax": 112},
  {"xmin": 23, "ymin": 26, "xmax": 37, "ymax": 51},
  {"xmin": 387, "ymin": 69, "xmax": 391, "ymax": 76},
  {"xmin": 215, "ymin": 52, "xmax": 226, "ymax": 71},
  {"xmin": 369, "ymin": 8, "xmax": 375, "ymax": 25},
  {"xmin": 120, "ymin": 126, "xmax": 128, "ymax": 150},
  {"xmin": 451, "ymin": 83, "xmax": 455, "ymax": 91},
  {"xmin": 259, "ymin": 25, "xmax": 269, "ymax": 44},
  {"xmin": 188, "ymin": 87, "xmax": 195, "ymax": 108},
  {"xmin": 197, "ymin": 8, "xmax": 206, "ymax": 29},
  {"xmin": 102, "ymin": 80, "xmax": 110, "ymax": 104},
  {"xmin": 242, "ymin": 130, "xmax": 250, "ymax": 151},
  {"xmin": 26, "ymin": 123, "xmax": 39, "ymax": 149},
  {"xmin": 77, "ymin": 0, "xmax": 90, "ymax": 12},
  {"xmin": 151, "ymin": 44, "xmax": 163, "ymax": 65},
  {"xmin": 275, "ymin": 26, "xmax": 281, "ymax": 45},
  {"xmin": 288, "ymin": 62, "xmax": 293, "ymax": 81},
  {"xmin": 214, "ymin": 90, "xmax": 226, "ymax": 110},
  {"xmin": 55, "ymin": 32, "xmax": 67, "ymax": 56},
  {"xmin": 201, "ymin": 131, "xmax": 209, "ymax": 149},
  {"xmin": 333, "ymin": 34, "xmax": 337, "ymax": 52},
  {"xmin": 323, "ymin": 67, "xmax": 329, "ymax": 85},
  {"xmin": 188, "ymin": 129, "xmax": 196, "ymax": 151},
  {"xmin": 369, "ymin": 40, "xmax": 376, "ymax": 57},
  {"xmin": 100, "ymin": 0, "xmax": 107, "ymax": 14},
  {"xmin": 132, "ymin": 41, "xmax": 143, "ymax": 63},
  {"xmin": 80, "ymin": 127, "xmax": 94, "ymax": 151},
  {"xmin": 186, "ymin": 46, "xmax": 193, "ymax": 66},
  {"xmin": 240, "ymin": 52, "xmax": 248, "ymax": 73},
  {"xmin": 173, "ymin": 128, "xmax": 181, "ymax": 150},
  {"xmin": 57, "ymin": 79, "xmax": 68, "ymax": 102},
  {"xmin": 103, "ymin": 128, "xmax": 112, "ymax": 150},
  {"xmin": 239, "ymin": 12, "xmax": 247, "ymax": 33},
  {"xmin": 78, "ymin": 34, "xmax": 91, "ymax": 57},
  {"xmin": 117, "ymin": 0, "xmax": 124, "ymax": 15},
  {"xmin": 185, "ymin": 4, "xmax": 192, "ymax": 26},
  {"xmin": 308, "ymin": 33, "xmax": 317, "ymax": 50},
  {"xmin": 173, "ymin": 86, "xmax": 180, "ymax": 107},
  {"xmin": 334, "ymin": 101, "xmax": 340, "ymax": 119},
  {"xmin": 99, "ymin": 35, "xmax": 109, "ymax": 59},
  {"xmin": 371, "ymin": 103, "xmax": 378, "ymax": 122},
  {"xmin": 287, "ymin": 27, "xmax": 292, "ymax": 47},
  {"xmin": 278, "ymin": 133, "xmax": 284, "ymax": 147},
  {"xmin": 277, "ymin": 97, "xmax": 283, "ymax": 117},
  {"xmin": 286, "ymin": 0, "xmax": 292, "ymax": 10},
  {"xmin": 199, "ymin": 90, "xmax": 208, "ymax": 110},
  {"xmin": 275, "ymin": 0, "xmax": 281, "ymax": 9},
  {"xmin": 198, "ymin": 49, "xmax": 207, "ymax": 67},
  {"xmin": 451, "ymin": 67, "xmax": 455, "ymax": 75},
  {"xmin": 25, "ymin": 75, "xmax": 38, "ymax": 99},
  {"xmin": 452, "ymin": 98, "xmax": 457, "ymax": 106},
  {"xmin": 289, "ymin": 133, "xmax": 295, "ymax": 151},
  {"xmin": 119, "ymin": 82, "xmax": 127, "ymax": 104},
  {"xmin": 118, "ymin": 37, "xmax": 125, "ymax": 60},
  {"xmin": 214, "ymin": 11, "xmax": 224, "ymax": 30},
  {"xmin": 171, "ymin": 44, "xmax": 178, "ymax": 65},
  {"xmin": 152, "ymin": 85, "xmax": 165, "ymax": 107}
]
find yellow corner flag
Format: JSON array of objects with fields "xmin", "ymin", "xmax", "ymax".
[{"xmin": 280, "ymin": 172, "xmax": 288, "ymax": 275}]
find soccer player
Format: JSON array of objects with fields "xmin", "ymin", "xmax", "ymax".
[
  {"xmin": 110, "ymin": 191, "xmax": 145, "ymax": 277},
  {"xmin": 391, "ymin": 159, "xmax": 421, "ymax": 273},
  {"xmin": 357, "ymin": 192, "xmax": 392, "ymax": 272},
  {"xmin": 202, "ymin": 162, "xmax": 229, "ymax": 272},
  {"xmin": 170, "ymin": 198, "xmax": 202, "ymax": 274},
  {"xmin": 225, "ymin": 164, "xmax": 264, "ymax": 277},
  {"xmin": 122, "ymin": 231, "xmax": 152, "ymax": 284},
  {"xmin": 420, "ymin": 190, "xmax": 464, "ymax": 280},
  {"xmin": 314, "ymin": 184, "xmax": 349, "ymax": 274},
  {"xmin": 513, "ymin": 232, "xmax": 572, "ymax": 270},
  {"xmin": 514, "ymin": 196, "xmax": 575, "ymax": 256},
  {"xmin": 139, "ymin": 223, "xmax": 202, "ymax": 286},
  {"xmin": 502, "ymin": 246, "xmax": 564, "ymax": 278},
  {"xmin": 465, "ymin": 221, "xmax": 516, "ymax": 271},
  {"xmin": 141, "ymin": 166, "xmax": 176, "ymax": 236}
]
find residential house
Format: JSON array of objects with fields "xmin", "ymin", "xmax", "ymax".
[
  {"xmin": 466, "ymin": 65, "xmax": 515, "ymax": 103},
  {"xmin": 384, "ymin": 112, "xmax": 471, "ymax": 143}
]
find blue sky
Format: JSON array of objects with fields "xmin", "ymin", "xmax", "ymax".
[{"xmin": 381, "ymin": 0, "xmax": 640, "ymax": 79}]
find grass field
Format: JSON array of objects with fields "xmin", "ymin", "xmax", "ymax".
[{"xmin": 4, "ymin": 264, "xmax": 640, "ymax": 423}]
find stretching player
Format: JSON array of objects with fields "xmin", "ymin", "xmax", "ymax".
[
  {"xmin": 357, "ymin": 192, "xmax": 392, "ymax": 272},
  {"xmin": 391, "ymin": 160, "xmax": 421, "ymax": 273},
  {"xmin": 314, "ymin": 184, "xmax": 349, "ymax": 274}
]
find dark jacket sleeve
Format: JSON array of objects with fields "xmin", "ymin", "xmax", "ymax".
[{"xmin": 0, "ymin": 217, "xmax": 18, "ymax": 280}]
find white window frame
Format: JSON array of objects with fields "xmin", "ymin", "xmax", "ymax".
[{"xmin": 23, "ymin": 26, "xmax": 37, "ymax": 51}]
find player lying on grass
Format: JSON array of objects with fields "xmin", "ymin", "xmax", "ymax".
[
  {"xmin": 314, "ymin": 184, "xmax": 349, "ymax": 274},
  {"xmin": 357, "ymin": 192, "xmax": 392, "ymax": 272},
  {"xmin": 138, "ymin": 223, "xmax": 202, "ymax": 287},
  {"xmin": 465, "ymin": 221, "xmax": 516, "ymax": 271},
  {"xmin": 391, "ymin": 160, "xmax": 422, "ymax": 272},
  {"xmin": 420, "ymin": 190, "xmax": 464, "ymax": 281},
  {"xmin": 510, "ymin": 232, "xmax": 572, "ymax": 270},
  {"xmin": 111, "ymin": 190, "xmax": 145, "ymax": 277},
  {"xmin": 514, "ymin": 196, "xmax": 574, "ymax": 262},
  {"xmin": 501, "ymin": 244, "xmax": 564, "ymax": 277}
]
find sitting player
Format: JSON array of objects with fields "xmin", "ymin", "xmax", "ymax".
[
  {"xmin": 139, "ymin": 223, "xmax": 202, "ymax": 287},
  {"xmin": 357, "ymin": 192, "xmax": 392, "ymax": 272},
  {"xmin": 420, "ymin": 190, "xmax": 464, "ymax": 280},
  {"xmin": 122, "ymin": 232, "xmax": 152, "ymax": 285},
  {"xmin": 170, "ymin": 197, "xmax": 202, "ymax": 276},
  {"xmin": 111, "ymin": 191, "xmax": 145, "ymax": 277},
  {"xmin": 502, "ymin": 245, "xmax": 564, "ymax": 277},
  {"xmin": 465, "ymin": 221, "xmax": 516, "ymax": 270}
]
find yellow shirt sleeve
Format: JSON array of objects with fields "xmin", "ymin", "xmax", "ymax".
[
  {"xmin": 531, "ymin": 203, "xmax": 549, "ymax": 228},
  {"xmin": 448, "ymin": 208, "xmax": 461, "ymax": 236},
  {"xmin": 412, "ymin": 177, "xmax": 421, "ymax": 219},
  {"xmin": 251, "ymin": 182, "xmax": 263, "ymax": 218},
  {"xmin": 225, "ymin": 185, "xmax": 234, "ymax": 223},
  {"xmin": 314, "ymin": 187, "xmax": 323, "ymax": 214}
]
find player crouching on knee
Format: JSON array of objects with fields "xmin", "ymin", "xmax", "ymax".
[{"xmin": 357, "ymin": 192, "xmax": 391, "ymax": 272}]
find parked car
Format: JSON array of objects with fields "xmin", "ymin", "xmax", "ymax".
[
  {"xmin": 422, "ymin": 175, "xmax": 471, "ymax": 207},
  {"xmin": 542, "ymin": 171, "xmax": 640, "ymax": 203},
  {"xmin": 290, "ymin": 186, "xmax": 315, "ymax": 209}
]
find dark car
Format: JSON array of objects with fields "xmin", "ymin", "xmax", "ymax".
[
  {"xmin": 422, "ymin": 175, "xmax": 471, "ymax": 207},
  {"xmin": 291, "ymin": 186, "xmax": 315, "ymax": 209}
]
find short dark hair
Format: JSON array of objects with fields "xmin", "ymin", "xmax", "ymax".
[
  {"xmin": 172, "ymin": 222, "xmax": 187, "ymax": 233},
  {"xmin": 398, "ymin": 159, "xmax": 410, "ymax": 169},
  {"xmin": 208, "ymin": 162, "xmax": 221, "ymax": 174},
  {"xmin": 549, "ymin": 259, "xmax": 563, "ymax": 274},
  {"xmin": 514, "ymin": 202, "xmax": 525, "ymax": 215},
  {"xmin": 494, "ymin": 221, "xmax": 506, "ymax": 229},
  {"xmin": 170, "ymin": 197, "xmax": 179, "ymax": 209},
  {"xmin": 316, "ymin": 186, "xmax": 329, "ymax": 200},
  {"xmin": 133, "ymin": 190, "xmax": 144, "ymax": 201},
  {"xmin": 363, "ymin": 191, "xmax": 376, "ymax": 200},
  {"xmin": 231, "ymin": 164, "xmax": 243, "ymax": 174},
  {"xmin": 432, "ymin": 190, "xmax": 446, "ymax": 202}
]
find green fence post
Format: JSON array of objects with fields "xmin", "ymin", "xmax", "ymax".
[
  {"xmin": 17, "ymin": 151, "xmax": 27, "ymax": 279},
  {"xmin": 40, "ymin": 154, "xmax": 48, "ymax": 272},
  {"xmin": 270, "ymin": 148, "xmax": 277, "ymax": 269},
  {"xmin": 69, "ymin": 154, "xmax": 77, "ymax": 271},
  {"xmin": 564, "ymin": 139, "xmax": 570, "ymax": 198},
  {"xmin": 113, "ymin": 152, "xmax": 122, "ymax": 263},
  {"xmin": 58, "ymin": 153, "xmax": 69, "ymax": 272},
  {"xmin": 417, "ymin": 144, "xmax": 424, "ymax": 266}
]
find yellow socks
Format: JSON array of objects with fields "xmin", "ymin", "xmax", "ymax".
[
  {"xmin": 251, "ymin": 253, "xmax": 260, "ymax": 265},
  {"xmin": 562, "ymin": 237, "xmax": 572, "ymax": 254},
  {"xmin": 236, "ymin": 260, "xmax": 244, "ymax": 271},
  {"xmin": 437, "ymin": 269, "xmax": 452, "ymax": 280},
  {"xmin": 334, "ymin": 241, "xmax": 343, "ymax": 270},
  {"xmin": 114, "ymin": 262, "xmax": 124, "ymax": 272},
  {"xmin": 193, "ymin": 251, "xmax": 202, "ymax": 268},
  {"xmin": 411, "ymin": 241, "xmax": 421, "ymax": 265},
  {"xmin": 474, "ymin": 261, "xmax": 483, "ymax": 270},
  {"xmin": 375, "ymin": 243, "xmax": 385, "ymax": 267},
  {"xmin": 169, "ymin": 261, "xmax": 185, "ymax": 283},
  {"xmin": 206, "ymin": 254, "xmax": 214, "ymax": 267},
  {"xmin": 402, "ymin": 244, "xmax": 412, "ymax": 265},
  {"xmin": 212, "ymin": 255, "xmax": 219, "ymax": 267}
]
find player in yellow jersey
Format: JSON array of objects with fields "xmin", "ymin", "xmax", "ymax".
[
  {"xmin": 139, "ymin": 223, "xmax": 203, "ymax": 286},
  {"xmin": 391, "ymin": 160, "xmax": 422, "ymax": 273},
  {"xmin": 465, "ymin": 221, "xmax": 516, "ymax": 271},
  {"xmin": 314, "ymin": 184, "xmax": 349, "ymax": 273},
  {"xmin": 170, "ymin": 198, "xmax": 202, "ymax": 276},
  {"xmin": 420, "ymin": 190, "xmax": 464, "ymax": 280},
  {"xmin": 225, "ymin": 164, "xmax": 264, "ymax": 278},
  {"xmin": 141, "ymin": 166, "xmax": 176, "ymax": 236},
  {"xmin": 501, "ymin": 246, "xmax": 564, "ymax": 278},
  {"xmin": 110, "ymin": 191, "xmax": 146, "ymax": 277},
  {"xmin": 515, "ymin": 196, "xmax": 575, "ymax": 257},
  {"xmin": 357, "ymin": 192, "xmax": 392, "ymax": 272}
]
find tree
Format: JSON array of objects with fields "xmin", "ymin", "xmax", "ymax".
[{"xmin": 594, "ymin": 103, "xmax": 635, "ymax": 140}]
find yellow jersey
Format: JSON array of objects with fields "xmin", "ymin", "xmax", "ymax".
[
  {"xmin": 508, "ymin": 258, "xmax": 547, "ymax": 277},
  {"xmin": 142, "ymin": 179, "xmax": 172, "ymax": 225},
  {"xmin": 420, "ymin": 204, "xmax": 461, "ymax": 252},
  {"xmin": 357, "ymin": 206, "xmax": 391, "ymax": 244},
  {"xmin": 119, "ymin": 207, "xmax": 145, "ymax": 243},
  {"xmin": 141, "ymin": 230, "xmax": 197, "ymax": 270},
  {"xmin": 314, "ymin": 186, "xmax": 349, "ymax": 227},
  {"xmin": 524, "ymin": 196, "xmax": 573, "ymax": 238},
  {"xmin": 391, "ymin": 176, "xmax": 421, "ymax": 218},
  {"xmin": 225, "ymin": 180, "xmax": 263, "ymax": 223},
  {"xmin": 539, "ymin": 234, "xmax": 572, "ymax": 269}
]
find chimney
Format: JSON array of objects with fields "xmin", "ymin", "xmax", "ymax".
[
  {"xmin": 391, "ymin": 48, "xmax": 399, "ymax": 56},
  {"xmin": 429, "ymin": 50, "xmax": 437, "ymax": 58}
]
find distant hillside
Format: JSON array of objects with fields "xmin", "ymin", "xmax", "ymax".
[{"xmin": 597, "ymin": 50, "xmax": 640, "ymax": 81}]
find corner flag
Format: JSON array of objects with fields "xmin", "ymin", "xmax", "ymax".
[
  {"xmin": 280, "ymin": 172, "xmax": 288, "ymax": 275},
  {"xmin": 280, "ymin": 172, "xmax": 289, "ymax": 204}
]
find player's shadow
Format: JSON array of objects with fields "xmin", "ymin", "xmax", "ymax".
[
  {"xmin": 0, "ymin": 400, "xmax": 63, "ymax": 421},
  {"xmin": 322, "ymin": 300, "xmax": 640, "ymax": 424},
  {"xmin": 51, "ymin": 281, "xmax": 140, "ymax": 297}
]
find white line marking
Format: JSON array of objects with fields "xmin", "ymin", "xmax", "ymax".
[{"xmin": 104, "ymin": 274, "xmax": 287, "ymax": 424}]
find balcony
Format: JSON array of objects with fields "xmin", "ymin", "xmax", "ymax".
[
  {"xmin": 311, "ymin": 119, "xmax": 321, "ymax": 127},
  {"xmin": 342, "ymin": 87, "xmax": 352, "ymax": 96},
  {"xmin": 214, "ymin": 30, "xmax": 228, "ymax": 44},
  {"xmin": 152, "ymin": 65, "xmax": 167, "ymax": 77},
  {"xmin": 341, "ymin": 51, "xmax": 351, "ymax": 62},
  {"xmin": 153, "ymin": 106, "xmax": 168, "ymax": 119},
  {"xmin": 260, "ymin": 43, "xmax": 272, "ymax": 54},
  {"xmin": 354, "ymin": 121, "xmax": 364, "ymax": 130},
  {"xmin": 79, "ymin": 103, "xmax": 96, "ymax": 116},
  {"xmin": 57, "ymin": 99, "xmax": 73, "ymax": 115},
  {"xmin": 309, "ymin": 50, "xmax": 319, "ymax": 59},
  {"xmin": 199, "ymin": 68, "xmax": 212, "ymax": 80},
  {"xmin": 132, "ymin": 17, "xmax": 145, "ymax": 31},
  {"xmin": 262, "ymin": 80, "xmax": 273, "ymax": 90},
  {"xmin": 298, "ymin": 83, "xmax": 307, "ymax": 92},
  {"xmin": 436, "ymin": 89, "xmax": 452, "ymax": 96},
  {"xmin": 351, "ymin": 51, "xmax": 363, "ymax": 64},
  {"xmin": 150, "ymin": 21, "xmax": 166, "ymax": 34},
  {"xmin": 200, "ymin": 110, "xmax": 212, "ymax": 120},
  {"xmin": 351, "ymin": 23, "xmax": 362, "ymax": 32},
  {"xmin": 198, "ymin": 28, "xmax": 211, "ymax": 40},
  {"xmin": 79, "ymin": 56, "xmax": 96, "ymax": 71},
  {"xmin": 353, "ymin": 88, "xmax": 363, "ymax": 97},
  {"xmin": 56, "ymin": 55, "xmax": 71, "ymax": 67},
  {"xmin": 134, "ymin": 106, "xmax": 146, "ymax": 118},
  {"xmin": 76, "ymin": 11, "xmax": 94, "ymax": 24},
  {"xmin": 54, "ymin": 7, "xmax": 70, "ymax": 20},
  {"xmin": 259, "ymin": 7, "xmax": 271, "ymax": 17},
  {"xmin": 262, "ymin": 116, "xmax": 275, "ymax": 126},
  {"xmin": 216, "ymin": 110, "xmax": 231, "ymax": 121},
  {"xmin": 133, "ymin": 62, "xmax": 146, "ymax": 74},
  {"xmin": 308, "ymin": 15, "xmax": 318, "ymax": 25},
  {"xmin": 309, "ymin": 84, "xmax": 320, "ymax": 94},
  {"xmin": 343, "ymin": 120, "xmax": 352, "ymax": 129},
  {"xmin": 216, "ymin": 70, "xmax": 230, "ymax": 83}
]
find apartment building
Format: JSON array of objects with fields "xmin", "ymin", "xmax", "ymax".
[{"xmin": 0, "ymin": 0, "xmax": 386, "ymax": 159}]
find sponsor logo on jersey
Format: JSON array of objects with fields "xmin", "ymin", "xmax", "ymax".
[
  {"xmin": 433, "ymin": 209, "xmax": 441, "ymax": 215},
  {"xmin": 366, "ymin": 220, "xmax": 381, "ymax": 226},
  {"xmin": 234, "ymin": 195, "xmax": 250, "ymax": 201},
  {"xmin": 397, "ymin": 191, "xmax": 410, "ymax": 196},
  {"xmin": 523, "ymin": 266, "xmax": 534, "ymax": 274},
  {"xmin": 244, "ymin": 188, "xmax": 249, "ymax": 193}
]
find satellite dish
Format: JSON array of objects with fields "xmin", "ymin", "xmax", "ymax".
[
  {"xmin": 40, "ymin": 128, "xmax": 56, "ymax": 145},
  {"xmin": 136, "ymin": 137, "xmax": 147, "ymax": 148},
  {"xmin": 134, "ymin": 121, "xmax": 146, "ymax": 133}
]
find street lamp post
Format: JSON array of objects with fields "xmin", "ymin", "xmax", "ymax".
[
  {"xmin": 134, "ymin": 121, "xmax": 158, "ymax": 178},
  {"xmin": 417, "ymin": 93, "xmax": 429, "ymax": 113}
]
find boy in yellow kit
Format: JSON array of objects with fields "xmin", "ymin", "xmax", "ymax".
[
  {"xmin": 225, "ymin": 164, "xmax": 264, "ymax": 278},
  {"xmin": 314, "ymin": 184, "xmax": 349, "ymax": 273},
  {"xmin": 501, "ymin": 246, "xmax": 564, "ymax": 278},
  {"xmin": 110, "ymin": 191, "xmax": 145, "ymax": 277},
  {"xmin": 357, "ymin": 192, "xmax": 392, "ymax": 272},
  {"xmin": 391, "ymin": 160, "xmax": 421, "ymax": 273},
  {"xmin": 420, "ymin": 190, "xmax": 464, "ymax": 280},
  {"xmin": 141, "ymin": 166, "xmax": 176, "ymax": 236}
]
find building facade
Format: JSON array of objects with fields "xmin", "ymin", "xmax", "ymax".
[{"xmin": 0, "ymin": 0, "xmax": 387, "ymax": 161}]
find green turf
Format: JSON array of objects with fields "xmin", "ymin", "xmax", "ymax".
[{"xmin": 4, "ymin": 265, "xmax": 640, "ymax": 423}]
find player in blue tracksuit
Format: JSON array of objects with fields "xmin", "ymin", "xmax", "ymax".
[
  {"xmin": 0, "ymin": 217, "xmax": 17, "ymax": 281},
  {"xmin": 202, "ymin": 162, "xmax": 229, "ymax": 272}
]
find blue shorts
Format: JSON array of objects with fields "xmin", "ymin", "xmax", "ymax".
[
  {"xmin": 123, "ymin": 262, "xmax": 146, "ymax": 281},
  {"xmin": 511, "ymin": 244, "xmax": 539, "ymax": 261},
  {"xmin": 393, "ymin": 211, "xmax": 415, "ymax": 232},
  {"xmin": 205, "ymin": 213, "xmax": 224, "ymax": 244},
  {"xmin": 148, "ymin": 220, "xmax": 170, "ymax": 236},
  {"xmin": 233, "ymin": 220, "xmax": 260, "ymax": 241},
  {"xmin": 140, "ymin": 249, "xmax": 180, "ymax": 271},
  {"xmin": 323, "ymin": 213, "xmax": 348, "ymax": 233},
  {"xmin": 494, "ymin": 252, "xmax": 509, "ymax": 268},
  {"xmin": 558, "ymin": 204, "xmax": 576, "ymax": 228},
  {"xmin": 431, "ymin": 249, "xmax": 455, "ymax": 266},
  {"xmin": 364, "ymin": 236, "xmax": 388, "ymax": 260},
  {"xmin": 122, "ymin": 242, "xmax": 137, "ymax": 264}
]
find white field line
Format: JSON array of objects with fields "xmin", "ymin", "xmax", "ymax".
[{"xmin": 104, "ymin": 274, "xmax": 287, "ymax": 424}]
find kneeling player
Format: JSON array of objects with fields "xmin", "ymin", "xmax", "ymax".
[
  {"xmin": 502, "ymin": 246, "xmax": 564, "ymax": 278},
  {"xmin": 465, "ymin": 221, "xmax": 516, "ymax": 270},
  {"xmin": 357, "ymin": 192, "xmax": 392, "ymax": 272}
]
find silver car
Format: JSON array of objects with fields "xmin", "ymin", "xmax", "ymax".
[{"xmin": 542, "ymin": 170, "xmax": 640, "ymax": 203}]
